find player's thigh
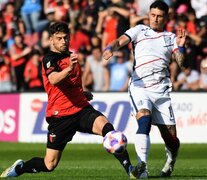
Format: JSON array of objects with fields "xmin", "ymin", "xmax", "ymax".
[
  {"xmin": 129, "ymin": 86, "xmax": 152, "ymax": 117},
  {"xmin": 152, "ymin": 97, "xmax": 175, "ymax": 125},
  {"xmin": 46, "ymin": 116, "xmax": 77, "ymax": 151},
  {"xmin": 78, "ymin": 105, "xmax": 107, "ymax": 135}
]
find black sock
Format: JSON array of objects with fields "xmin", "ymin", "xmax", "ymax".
[
  {"xmin": 113, "ymin": 150, "xmax": 132, "ymax": 174},
  {"xmin": 102, "ymin": 123, "xmax": 114, "ymax": 136},
  {"xmin": 15, "ymin": 157, "xmax": 51, "ymax": 175}
]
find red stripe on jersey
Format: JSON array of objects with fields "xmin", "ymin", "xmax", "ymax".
[
  {"xmin": 135, "ymin": 58, "xmax": 162, "ymax": 69},
  {"xmin": 135, "ymin": 35, "xmax": 166, "ymax": 44}
]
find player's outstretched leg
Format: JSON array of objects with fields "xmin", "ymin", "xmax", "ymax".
[
  {"xmin": 0, "ymin": 159, "xmax": 24, "ymax": 177},
  {"xmin": 1, "ymin": 157, "xmax": 53, "ymax": 178}
]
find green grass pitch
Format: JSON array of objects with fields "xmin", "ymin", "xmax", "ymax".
[{"xmin": 0, "ymin": 142, "xmax": 207, "ymax": 179}]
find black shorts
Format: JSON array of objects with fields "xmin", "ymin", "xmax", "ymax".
[{"xmin": 46, "ymin": 105, "xmax": 104, "ymax": 151}]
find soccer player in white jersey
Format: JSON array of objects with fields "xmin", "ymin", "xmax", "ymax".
[{"xmin": 103, "ymin": 0, "xmax": 186, "ymax": 178}]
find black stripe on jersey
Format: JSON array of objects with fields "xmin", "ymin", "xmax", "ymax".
[{"xmin": 124, "ymin": 33, "xmax": 132, "ymax": 42}]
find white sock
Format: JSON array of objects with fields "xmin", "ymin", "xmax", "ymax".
[
  {"xmin": 165, "ymin": 146, "xmax": 177, "ymax": 162},
  {"xmin": 134, "ymin": 134, "xmax": 150, "ymax": 163}
]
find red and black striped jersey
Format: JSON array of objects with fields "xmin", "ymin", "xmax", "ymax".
[{"xmin": 42, "ymin": 51, "xmax": 89, "ymax": 117}]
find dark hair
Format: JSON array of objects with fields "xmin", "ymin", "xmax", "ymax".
[
  {"xmin": 150, "ymin": 0, "xmax": 169, "ymax": 15},
  {"xmin": 188, "ymin": 8, "xmax": 196, "ymax": 16},
  {"xmin": 49, "ymin": 22, "xmax": 69, "ymax": 36},
  {"xmin": 12, "ymin": 31, "xmax": 23, "ymax": 38}
]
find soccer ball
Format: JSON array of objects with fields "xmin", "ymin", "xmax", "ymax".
[{"xmin": 103, "ymin": 130, "xmax": 127, "ymax": 154}]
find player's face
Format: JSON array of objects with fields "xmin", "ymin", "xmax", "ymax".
[
  {"xmin": 149, "ymin": 8, "xmax": 167, "ymax": 31},
  {"xmin": 50, "ymin": 32, "xmax": 69, "ymax": 53}
]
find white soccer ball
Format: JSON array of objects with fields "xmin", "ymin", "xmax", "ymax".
[{"xmin": 103, "ymin": 130, "xmax": 127, "ymax": 154}]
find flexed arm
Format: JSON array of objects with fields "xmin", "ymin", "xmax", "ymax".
[
  {"xmin": 174, "ymin": 28, "xmax": 186, "ymax": 69},
  {"xmin": 103, "ymin": 35, "xmax": 130, "ymax": 61},
  {"xmin": 48, "ymin": 54, "xmax": 78, "ymax": 85}
]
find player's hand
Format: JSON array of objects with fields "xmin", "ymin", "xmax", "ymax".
[
  {"xmin": 83, "ymin": 91, "xmax": 93, "ymax": 101},
  {"xmin": 69, "ymin": 54, "xmax": 78, "ymax": 71},
  {"xmin": 176, "ymin": 28, "xmax": 186, "ymax": 47},
  {"xmin": 103, "ymin": 49, "xmax": 113, "ymax": 61}
]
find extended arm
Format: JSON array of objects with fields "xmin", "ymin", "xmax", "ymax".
[
  {"xmin": 174, "ymin": 28, "xmax": 186, "ymax": 69},
  {"xmin": 103, "ymin": 35, "xmax": 130, "ymax": 61}
]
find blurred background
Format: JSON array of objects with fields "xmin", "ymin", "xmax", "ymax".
[{"xmin": 0, "ymin": 0, "xmax": 206, "ymax": 93}]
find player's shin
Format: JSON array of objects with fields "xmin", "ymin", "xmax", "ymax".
[
  {"xmin": 161, "ymin": 131, "xmax": 180, "ymax": 177},
  {"xmin": 165, "ymin": 136, "xmax": 180, "ymax": 160},
  {"xmin": 102, "ymin": 123, "xmax": 132, "ymax": 174},
  {"xmin": 135, "ymin": 115, "xmax": 152, "ymax": 164},
  {"xmin": 15, "ymin": 157, "xmax": 52, "ymax": 175}
]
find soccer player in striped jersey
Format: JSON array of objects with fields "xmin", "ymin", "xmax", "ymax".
[{"xmin": 103, "ymin": 0, "xmax": 186, "ymax": 178}]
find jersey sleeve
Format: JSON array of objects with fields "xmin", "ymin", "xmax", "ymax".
[
  {"xmin": 124, "ymin": 25, "xmax": 143, "ymax": 42},
  {"xmin": 42, "ymin": 56, "xmax": 59, "ymax": 76}
]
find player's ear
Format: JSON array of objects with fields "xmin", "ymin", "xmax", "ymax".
[{"xmin": 49, "ymin": 36, "xmax": 53, "ymax": 44}]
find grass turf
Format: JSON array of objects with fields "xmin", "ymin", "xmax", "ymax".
[{"xmin": 0, "ymin": 142, "xmax": 207, "ymax": 179}]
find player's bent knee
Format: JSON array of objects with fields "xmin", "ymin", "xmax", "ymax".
[
  {"xmin": 44, "ymin": 159, "xmax": 59, "ymax": 172},
  {"xmin": 45, "ymin": 162, "xmax": 57, "ymax": 172},
  {"xmin": 136, "ymin": 109, "xmax": 151, "ymax": 119},
  {"xmin": 137, "ymin": 115, "xmax": 152, "ymax": 135}
]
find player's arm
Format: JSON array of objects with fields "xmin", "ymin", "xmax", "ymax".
[
  {"xmin": 83, "ymin": 91, "xmax": 93, "ymax": 101},
  {"xmin": 174, "ymin": 28, "xmax": 186, "ymax": 69},
  {"xmin": 103, "ymin": 35, "xmax": 130, "ymax": 61},
  {"xmin": 174, "ymin": 49, "xmax": 185, "ymax": 69},
  {"xmin": 48, "ymin": 54, "xmax": 78, "ymax": 85},
  {"xmin": 82, "ymin": 60, "xmax": 92, "ymax": 90}
]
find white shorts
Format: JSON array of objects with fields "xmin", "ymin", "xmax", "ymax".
[{"xmin": 129, "ymin": 84, "xmax": 175, "ymax": 125}]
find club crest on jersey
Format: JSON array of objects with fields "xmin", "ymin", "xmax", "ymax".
[
  {"xmin": 49, "ymin": 133, "xmax": 56, "ymax": 143},
  {"xmin": 47, "ymin": 61, "xmax": 51, "ymax": 68}
]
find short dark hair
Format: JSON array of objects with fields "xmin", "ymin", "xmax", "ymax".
[
  {"xmin": 150, "ymin": 0, "xmax": 169, "ymax": 15},
  {"xmin": 49, "ymin": 22, "xmax": 69, "ymax": 36}
]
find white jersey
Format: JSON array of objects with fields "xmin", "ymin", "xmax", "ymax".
[{"xmin": 125, "ymin": 24, "xmax": 178, "ymax": 92}]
